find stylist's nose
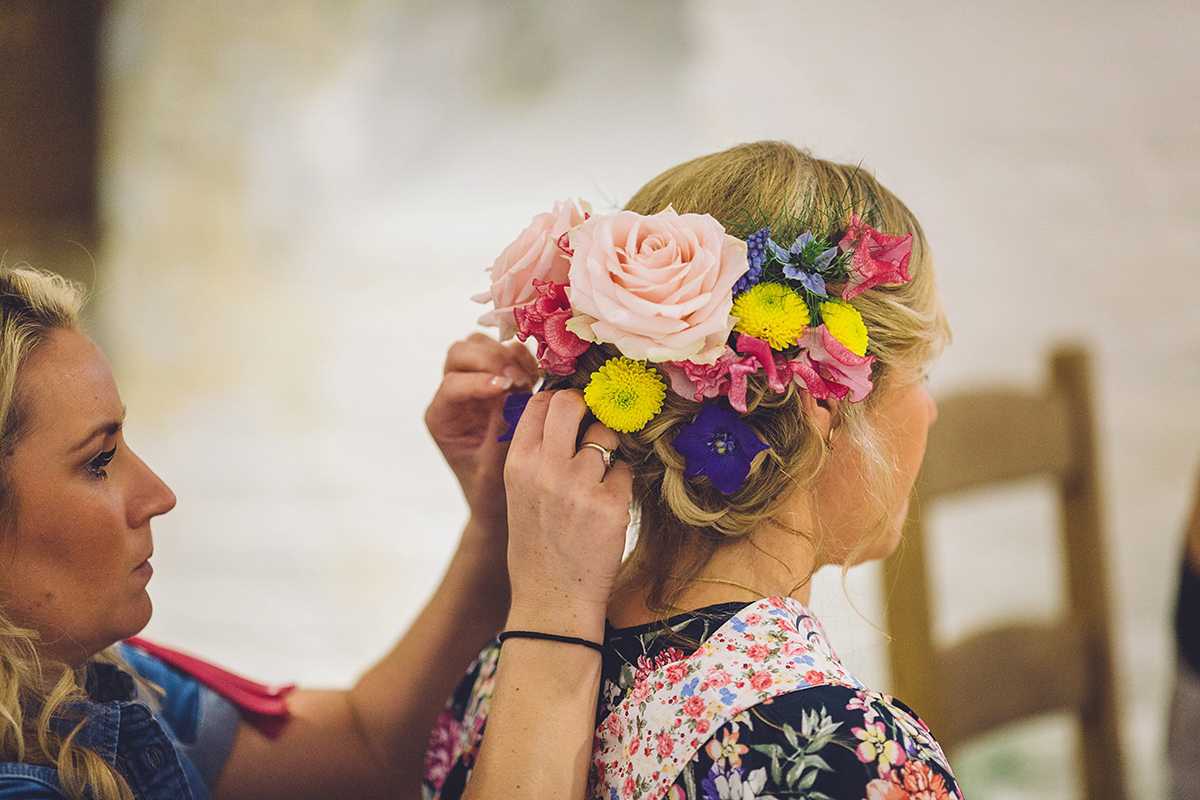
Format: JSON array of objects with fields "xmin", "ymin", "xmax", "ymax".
[{"xmin": 127, "ymin": 448, "xmax": 177, "ymax": 528}]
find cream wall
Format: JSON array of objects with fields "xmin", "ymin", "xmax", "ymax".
[{"xmin": 95, "ymin": 1, "xmax": 1200, "ymax": 796}]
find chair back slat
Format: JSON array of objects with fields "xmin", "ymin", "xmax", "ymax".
[
  {"xmin": 938, "ymin": 621, "xmax": 1087, "ymax": 747},
  {"xmin": 883, "ymin": 346, "xmax": 1127, "ymax": 800},
  {"xmin": 918, "ymin": 391, "xmax": 1072, "ymax": 497}
]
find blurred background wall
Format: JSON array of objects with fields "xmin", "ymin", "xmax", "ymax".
[{"xmin": 4, "ymin": 1, "xmax": 1199, "ymax": 797}]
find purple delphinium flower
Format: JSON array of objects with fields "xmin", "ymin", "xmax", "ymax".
[
  {"xmin": 733, "ymin": 227, "xmax": 771, "ymax": 294},
  {"xmin": 497, "ymin": 392, "xmax": 532, "ymax": 442},
  {"xmin": 670, "ymin": 403, "xmax": 770, "ymax": 494}
]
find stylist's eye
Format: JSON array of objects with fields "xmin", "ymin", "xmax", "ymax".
[{"xmin": 87, "ymin": 447, "xmax": 116, "ymax": 479}]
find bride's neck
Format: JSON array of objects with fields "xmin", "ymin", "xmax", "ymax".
[{"xmin": 607, "ymin": 515, "xmax": 820, "ymax": 628}]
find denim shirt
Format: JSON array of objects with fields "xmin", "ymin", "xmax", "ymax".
[{"xmin": 0, "ymin": 643, "xmax": 240, "ymax": 799}]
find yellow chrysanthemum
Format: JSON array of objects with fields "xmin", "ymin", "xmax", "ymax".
[
  {"xmin": 731, "ymin": 283, "xmax": 810, "ymax": 350},
  {"xmin": 584, "ymin": 356, "xmax": 667, "ymax": 433},
  {"xmin": 819, "ymin": 299, "xmax": 869, "ymax": 356}
]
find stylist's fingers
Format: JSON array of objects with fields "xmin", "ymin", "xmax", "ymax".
[
  {"xmin": 443, "ymin": 332, "xmax": 535, "ymax": 388},
  {"xmin": 503, "ymin": 338, "xmax": 539, "ymax": 377},
  {"xmin": 539, "ymin": 390, "xmax": 590, "ymax": 459},
  {"xmin": 507, "ymin": 390, "xmax": 553, "ymax": 458},
  {"xmin": 575, "ymin": 420, "xmax": 621, "ymax": 478}
]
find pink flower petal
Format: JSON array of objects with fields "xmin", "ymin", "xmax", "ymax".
[{"xmin": 837, "ymin": 214, "xmax": 913, "ymax": 300}]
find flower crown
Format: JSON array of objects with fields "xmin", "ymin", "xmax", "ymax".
[{"xmin": 476, "ymin": 200, "xmax": 914, "ymax": 493}]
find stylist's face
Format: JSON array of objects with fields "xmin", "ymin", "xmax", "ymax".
[{"xmin": 0, "ymin": 329, "xmax": 176, "ymax": 666}]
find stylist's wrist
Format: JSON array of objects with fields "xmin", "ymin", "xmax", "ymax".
[{"xmin": 505, "ymin": 593, "xmax": 609, "ymax": 645}]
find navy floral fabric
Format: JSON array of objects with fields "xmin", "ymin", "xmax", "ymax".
[{"xmin": 424, "ymin": 602, "xmax": 961, "ymax": 800}]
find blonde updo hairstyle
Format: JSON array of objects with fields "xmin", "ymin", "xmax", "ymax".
[
  {"xmin": 552, "ymin": 142, "xmax": 948, "ymax": 614},
  {"xmin": 0, "ymin": 266, "xmax": 136, "ymax": 800}
]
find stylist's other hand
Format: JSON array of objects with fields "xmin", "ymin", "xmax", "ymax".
[
  {"xmin": 425, "ymin": 333, "xmax": 537, "ymax": 527},
  {"xmin": 504, "ymin": 390, "xmax": 632, "ymax": 642}
]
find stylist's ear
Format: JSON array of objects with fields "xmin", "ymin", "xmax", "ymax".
[{"xmin": 799, "ymin": 391, "xmax": 837, "ymax": 444}]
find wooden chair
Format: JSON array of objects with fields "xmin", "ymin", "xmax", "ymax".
[{"xmin": 882, "ymin": 345, "xmax": 1127, "ymax": 799}]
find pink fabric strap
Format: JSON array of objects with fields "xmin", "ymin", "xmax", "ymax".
[
  {"xmin": 125, "ymin": 636, "xmax": 296, "ymax": 739},
  {"xmin": 591, "ymin": 597, "xmax": 863, "ymax": 800}
]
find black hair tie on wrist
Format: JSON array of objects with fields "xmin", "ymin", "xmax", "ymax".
[{"xmin": 497, "ymin": 630, "xmax": 604, "ymax": 653}]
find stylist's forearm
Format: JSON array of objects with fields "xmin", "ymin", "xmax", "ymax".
[
  {"xmin": 349, "ymin": 515, "xmax": 510, "ymax": 791},
  {"xmin": 462, "ymin": 638, "xmax": 602, "ymax": 800}
]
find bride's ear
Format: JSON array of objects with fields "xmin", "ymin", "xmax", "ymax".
[{"xmin": 799, "ymin": 391, "xmax": 838, "ymax": 442}]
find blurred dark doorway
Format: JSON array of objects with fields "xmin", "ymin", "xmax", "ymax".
[{"xmin": 0, "ymin": 0, "xmax": 103, "ymax": 289}]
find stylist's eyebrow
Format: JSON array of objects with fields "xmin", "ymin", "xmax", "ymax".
[{"xmin": 69, "ymin": 407, "xmax": 127, "ymax": 453}]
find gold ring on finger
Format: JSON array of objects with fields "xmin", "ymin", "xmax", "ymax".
[{"xmin": 580, "ymin": 441, "xmax": 616, "ymax": 468}]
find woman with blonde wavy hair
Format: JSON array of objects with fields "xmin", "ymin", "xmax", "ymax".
[
  {"xmin": 0, "ymin": 264, "xmax": 633, "ymax": 799},
  {"xmin": 426, "ymin": 140, "xmax": 961, "ymax": 800}
]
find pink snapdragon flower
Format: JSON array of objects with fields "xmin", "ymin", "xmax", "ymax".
[
  {"xmin": 838, "ymin": 214, "xmax": 913, "ymax": 300},
  {"xmin": 662, "ymin": 347, "xmax": 738, "ymax": 403},
  {"xmin": 786, "ymin": 325, "xmax": 876, "ymax": 402},
  {"xmin": 514, "ymin": 280, "xmax": 590, "ymax": 375}
]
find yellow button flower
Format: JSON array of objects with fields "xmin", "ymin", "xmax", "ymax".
[
  {"xmin": 584, "ymin": 357, "xmax": 667, "ymax": 433},
  {"xmin": 731, "ymin": 283, "xmax": 810, "ymax": 350}
]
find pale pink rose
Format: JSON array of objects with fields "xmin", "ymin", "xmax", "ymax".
[
  {"xmin": 750, "ymin": 670, "xmax": 773, "ymax": 690},
  {"xmin": 565, "ymin": 209, "xmax": 748, "ymax": 363},
  {"xmin": 475, "ymin": 199, "xmax": 588, "ymax": 340}
]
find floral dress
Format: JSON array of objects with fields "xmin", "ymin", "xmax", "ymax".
[{"xmin": 424, "ymin": 597, "xmax": 962, "ymax": 800}]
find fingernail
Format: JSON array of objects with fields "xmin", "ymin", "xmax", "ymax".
[
  {"xmin": 490, "ymin": 375, "xmax": 514, "ymax": 389},
  {"xmin": 503, "ymin": 366, "xmax": 532, "ymax": 386}
]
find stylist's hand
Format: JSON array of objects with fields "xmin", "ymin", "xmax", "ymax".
[
  {"xmin": 425, "ymin": 333, "xmax": 537, "ymax": 527},
  {"xmin": 504, "ymin": 390, "xmax": 632, "ymax": 643}
]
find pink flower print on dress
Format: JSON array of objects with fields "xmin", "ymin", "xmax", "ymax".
[
  {"xmin": 704, "ymin": 726, "xmax": 748, "ymax": 770},
  {"xmin": 854, "ymin": 720, "xmax": 908, "ymax": 775},
  {"xmin": 750, "ymin": 670, "xmax": 773, "ymax": 690},
  {"xmin": 422, "ymin": 708, "xmax": 461, "ymax": 790},
  {"xmin": 702, "ymin": 667, "xmax": 733, "ymax": 689},
  {"xmin": 746, "ymin": 643, "xmax": 770, "ymax": 662},
  {"xmin": 665, "ymin": 661, "xmax": 690, "ymax": 684}
]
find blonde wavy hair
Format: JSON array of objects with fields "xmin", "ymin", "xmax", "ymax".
[
  {"xmin": 550, "ymin": 141, "xmax": 950, "ymax": 613},
  {"xmin": 0, "ymin": 266, "xmax": 135, "ymax": 800}
]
